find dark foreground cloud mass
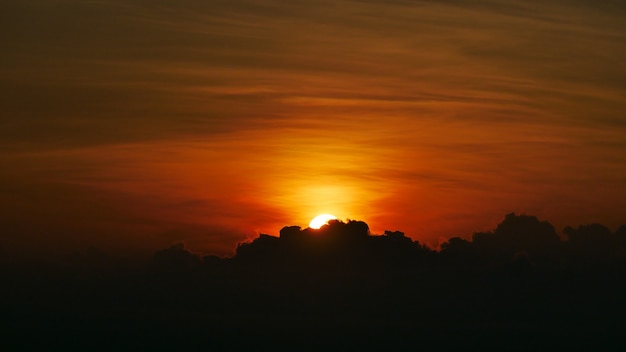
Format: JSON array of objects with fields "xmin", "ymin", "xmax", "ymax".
[{"xmin": 4, "ymin": 214, "xmax": 626, "ymax": 350}]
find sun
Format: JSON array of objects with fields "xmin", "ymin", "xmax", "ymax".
[{"xmin": 309, "ymin": 214, "xmax": 337, "ymax": 229}]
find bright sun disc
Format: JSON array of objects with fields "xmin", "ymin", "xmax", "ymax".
[{"xmin": 309, "ymin": 214, "xmax": 337, "ymax": 229}]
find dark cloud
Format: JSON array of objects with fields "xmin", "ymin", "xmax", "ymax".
[{"xmin": 5, "ymin": 213, "xmax": 626, "ymax": 349}]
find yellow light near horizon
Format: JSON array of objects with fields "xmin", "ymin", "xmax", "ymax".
[{"xmin": 309, "ymin": 214, "xmax": 337, "ymax": 229}]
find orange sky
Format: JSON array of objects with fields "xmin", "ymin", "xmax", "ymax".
[{"xmin": 2, "ymin": 0, "xmax": 626, "ymax": 259}]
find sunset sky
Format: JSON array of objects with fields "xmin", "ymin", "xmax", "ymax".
[{"xmin": 2, "ymin": 0, "xmax": 626, "ymax": 259}]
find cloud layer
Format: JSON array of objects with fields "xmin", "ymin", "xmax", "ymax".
[{"xmin": 1, "ymin": 0, "xmax": 626, "ymax": 256}]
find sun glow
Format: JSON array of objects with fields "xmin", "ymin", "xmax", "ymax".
[{"xmin": 309, "ymin": 214, "xmax": 337, "ymax": 229}]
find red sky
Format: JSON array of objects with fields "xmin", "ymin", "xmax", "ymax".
[{"xmin": 2, "ymin": 0, "xmax": 626, "ymax": 259}]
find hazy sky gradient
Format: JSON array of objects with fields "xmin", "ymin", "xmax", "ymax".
[{"xmin": 2, "ymin": 0, "xmax": 626, "ymax": 258}]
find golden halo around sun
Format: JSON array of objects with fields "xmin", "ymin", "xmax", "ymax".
[{"xmin": 309, "ymin": 214, "xmax": 337, "ymax": 229}]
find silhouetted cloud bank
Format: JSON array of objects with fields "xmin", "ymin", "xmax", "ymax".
[{"xmin": 4, "ymin": 213, "xmax": 626, "ymax": 350}]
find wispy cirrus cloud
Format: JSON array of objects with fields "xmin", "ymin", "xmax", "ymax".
[{"xmin": 1, "ymin": 0, "xmax": 625, "ymax": 256}]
